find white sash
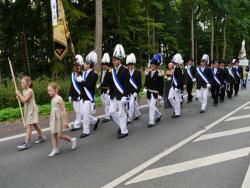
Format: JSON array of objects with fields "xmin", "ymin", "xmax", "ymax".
[
  {"xmin": 173, "ymin": 75, "xmax": 178, "ymax": 87},
  {"xmin": 83, "ymin": 71, "xmax": 95, "ymax": 102},
  {"xmin": 236, "ymin": 69, "xmax": 241, "ymax": 78},
  {"xmin": 71, "ymin": 73, "xmax": 81, "ymax": 95},
  {"xmin": 197, "ymin": 67, "xmax": 209, "ymax": 84},
  {"xmin": 227, "ymin": 68, "xmax": 235, "ymax": 79},
  {"xmin": 211, "ymin": 68, "xmax": 221, "ymax": 86},
  {"xmin": 112, "ymin": 68, "xmax": 124, "ymax": 94},
  {"xmin": 186, "ymin": 67, "xmax": 194, "ymax": 80}
]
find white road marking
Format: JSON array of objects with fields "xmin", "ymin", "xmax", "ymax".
[
  {"xmin": 241, "ymin": 158, "xmax": 250, "ymax": 188},
  {"xmin": 225, "ymin": 114, "xmax": 250, "ymax": 122},
  {"xmin": 193, "ymin": 127, "xmax": 250, "ymax": 142},
  {"xmin": 125, "ymin": 147, "xmax": 250, "ymax": 185},
  {"xmin": 101, "ymin": 100, "xmax": 250, "ymax": 188},
  {"xmin": 243, "ymin": 106, "xmax": 250, "ymax": 110}
]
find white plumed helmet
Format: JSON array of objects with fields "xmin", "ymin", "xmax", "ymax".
[
  {"xmin": 102, "ymin": 53, "xmax": 110, "ymax": 64},
  {"xmin": 173, "ymin": 53, "xmax": 184, "ymax": 64},
  {"xmin": 201, "ymin": 54, "xmax": 209, "ymax": 64},
  {"xmin": 74, "ymin": 54, "xmax": 84, "ymax": 66},
  {"xmin": 112, "ymin": 44, "xmax": 126, "ymax": 60},
  {"xmin": 232, "ymin": 59, "xmax": 236, "ymax": 64},
  {"xmin": 126, "ymin": 53, "xmax": 136, "ymax": 65},
  {"xmin": 85, "ymin": 51, "xmax": 97, "ymax": 65},
  {"xmin": 129, "ymin": 53, "xmax": 136, "ymax": 64}
]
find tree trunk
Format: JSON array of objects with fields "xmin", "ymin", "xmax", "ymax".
[
  {"xmin": 117, "ymin": 0, "xmax": 121, "ymax": 42},
  {"xmin": 210, "ymin": 17, "xmax": 214, "ymax": 61},
  {"xmin": 147, "ymin": 7, "xmax": 150, "ymax": 61},
  {"xmin": 95, "ymin": 0, "xmax": 102, "ymax": 72},
  {"xmin": 191, "ymin": 2, "xmax": 195, "ymax": 60},
  {"xmin": 222, "ymin": 21, "xmax": 227, "ymax": 60},
  {"xmin": 23, "ymin": 24, "xmax": 31, "ymax": 76},
  {"xmin": 152, "ymin": 9, "xmax": 155, "ymax": 53}
]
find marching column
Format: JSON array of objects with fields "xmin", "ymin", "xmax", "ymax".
[
  {"xmin": 99, "ymin": 53, "xmax": 112, "ymax": 123},
  {"xmin": 144, "ymin": 53, "xmax": 164, "ymax": 127},
  {"xmin": 195, "ymin": 54, "xmax": 213, "ymax": 113},
  {"xmin": 126, "ymin": 53, "xmax": 142, "ymax": 124},
  {"xmin": 109, "ymin": 44, "xmax": 130, "ymax": 139},
  {"xmin": 77, "ymin": 51, "xmax": 99, "ymax": 138},
  {"xmin": 69, "ymin": 54, "xmax": 84, "ymax": 131}
]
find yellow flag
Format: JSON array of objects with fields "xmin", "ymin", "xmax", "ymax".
[{"xmin": 50, "ymin": 0, "xmax": 69, "ymax": 61}]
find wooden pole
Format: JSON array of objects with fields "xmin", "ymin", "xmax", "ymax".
[{"xmin": 8, "ymin": 57, "xmax": 25, "ymax": 127}]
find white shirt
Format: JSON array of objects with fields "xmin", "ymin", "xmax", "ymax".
[
  {"xmin": 83, "ymin": 69, "xmax": 92, "ymax": 81},
  {"xmin": 129, "ymin": 69, "xmax": 134, "ymax": 76},
  {"xmin": 214, "ymin": 68, "xmax": 217, "ymax": 74},
  {"xmin": 151, "ymin": 70, "xmax": 156, "ymax": 78},
  {"xmin": 115, "ymin": 64, "xmax": 122, "ymax": 73},
  {"xmin": 101, "ymin": 70, "xmax": 106, "ymax": 83}
]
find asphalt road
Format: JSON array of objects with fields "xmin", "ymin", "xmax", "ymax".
[{"xmin": 1, "ymin": 88, "xmax": 250, "ymax": 188}]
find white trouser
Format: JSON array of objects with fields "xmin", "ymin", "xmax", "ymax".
[
  {"xmin": 147, "ymin": 94, "xmax": 161, "ymax": 125},
  {"xmin": 109, "ymin": 98, "xmax": 128, "ymax": 134},
  {"xmin": 168, "ymin": 87, "xmax": 181, "ymax": 116},
  {"xmin": 196, "ymin": 87, "xmax": 208, "ymax": 111},
  {"xmin": 73, "ymin": 100, "xmax": 83, "ymax": 128},
  {"xmin": 127, "ymin": 95, "xmax": 141, "ymax": 122},
  {"xmin": 82, "ymin": 100, "xmax": 98, "ymax": 134},
  {"xmin": 101, "ymin": 93, "xmax": 111, "ymax": 120}
]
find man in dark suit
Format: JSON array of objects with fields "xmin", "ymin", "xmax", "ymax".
[
  {"xmin": 196, "ymin": 54, "xmax": 213, "ymax": 113},
  {"xmin": 168, "ymin": 53, "xmax": 184, "ymax": 118},
  {"xmin": 109, "ymin": 44, "xmax": 130, "ymax": 139},
  {"xmin": 77, "ymin": 51, "xmax": 99, "ymax": 138},
  {"xmin": 126, "ymin": 53, "xmax": 142, "ymax": 124},
  {"xmin": 69, "ymin": 54, "xmax": 84, "ymax": 131},
  {"xmin": 210, "ymin": 60, "xmax": 223, "ymax": 106},
  {"xmin": 144, "ymin": 53, "xmax": 164, "ymax": 127},
  {"xmin": 184, "ymin": 57, "xmax": 197, "ymax": 103},
  {"xmin": 233, "ymin": 58, "xmax": 243, "ymax": 96},
  {"xmin": 226, "ymin": 60, "xmax": 235, "ymax": 99},
  {"xmin": 99, "ymin": 53, "xmax": 112, "ymax": 123},
  {"xmin": 219, "ymin": 60, "xmax": 229, "ymax": 102}
]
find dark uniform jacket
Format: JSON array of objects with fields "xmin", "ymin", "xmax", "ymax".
[
  {"xmin": 79, "ymin": 69, "xmax": 98, "ymax": 101},
  {"xmin": 233, "ymin": 66, "xmax": 243, "ymax": 82},
  {"xmin": 109, "ymin": 65, "xmax": 130, "ymax": 100},
  {"xmin": 220, "ymin": 68, "xmax": 229, "ymax": 85},
  {"xmin": 196, "ymin": 67, "xmax": 213, "ymax": 89},
  {"xmin": 128, "ymin": 69, "xmax": 142, "ymax": 94},
  {"xmin": 210, "ymin": 68, "xmax": 223, "ymax": 87},
  {"xmin": 172, "ymin": 65, "xmax": 184, "ymax": 90},
  {"xmin": 100, "ymin": 69, "xmax": 112, "ymax": 94},
  {"xmin": 226, "ymin": 67, "xmax": 235, "ymax": 84},
  {"xmin": 69, "ymin": 71, "xmax": 82, "ymax": 101},
  {"xmin": 144, "ymin": 70, "xmax": 164, "ymax": 99},
  {"xmin": 184, "ymin": 65, "xmax": 197, "ymax": 85}
]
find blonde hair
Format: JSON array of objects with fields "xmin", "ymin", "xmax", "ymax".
[
  {"xmin": 48, "ymin": 82, "xmax": 60, "ymax": 93},
  {"xmin": 22, "ymin": 76, "xmax": 33, "ymax": 88}
]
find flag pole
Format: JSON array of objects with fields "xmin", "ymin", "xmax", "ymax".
[{"xmin": 8, "ymin": 58, "xmax": 25, "ymax": 127}]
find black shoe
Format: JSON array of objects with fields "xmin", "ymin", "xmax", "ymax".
[
  {"xmin": 156, "ymin": 114, "xmax": 162, "ymax": 122},
  {"xmin": 93, "ymin": 119, "xmax": 100, "ymax": 131},
  {"xmin": 117, "ymin": 128, "xmax": 121, "ymax": 134},
  {"xmin": 127, "ymin": 121, "xmax": 132, "ymax": 125},
  {"xmin": 117, "ymin": 133, "xmax": 128, "ymax": 139},
  {"xmin": 171, "ymin": 114, "xmax": 180, "ymax": 118},
  {"xmin": 213, "ymin": 103, "xmax": 218, "ymax": 106},
  {"xmin": 148, "ymin": 124, "xmax": 155, "ymax": 128},
  {"xmin": 71, "ymin": 127, "xmax": 81, "ymax": 132},
  {"xmin": 200, "ymin": 110, "xmax": 205, "ymax": 113},
  {"xmin": 80, "ymin": 133, "xmax": 90, "ymax": 138},
  {"xmin": 134, "ymin": 115, "xmax": 141, "ymax": 120},
  {"xmin": 102, "ymin": 118, "xmax": 110, "ymax": 123},
  {"xmin": 220, "ymin": 100, "xmax": 224, "ymax": 103},
  {"xmin": 187, "ymin": 100, "xmax": 192, "ymax": 103}
]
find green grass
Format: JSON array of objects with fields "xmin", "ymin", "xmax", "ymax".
[{"xmin": 0, "ymin": 96, "xmax": 102, "ymax": 123}]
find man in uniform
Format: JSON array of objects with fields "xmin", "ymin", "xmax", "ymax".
[
  {"xmin": 233, "ymin": 58, "xmax": 243, "ymax": 96},
  {"xmin": 184, "ymin": 57, "xmax": 196, "ymax": 103},
  {"xmin": 219, "ymin": 60, "xmax": 229, "ymax": 103},
  {"xmin": 226, "ymin": 60, "xmax": 235, "ymax": 99}
]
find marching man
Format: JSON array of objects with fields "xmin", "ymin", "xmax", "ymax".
[
  {"xmin": 226, "ymin": 60, "xmax": 236, "ymax": 99},
  {"xmin": 232, "ymin": 58, "xmax": 243, "ymax": 96},
  {"xmin": 219, "ymin": 60, "xmax": 229, "ymax": 103},
  {"xmin": 69, "ymin": 54, "xmax": 83, "ymax": 131},
  {"xmin": 109, "ymin": 44, "xmax": 130, "ymax": 139},
  {"xmin": 184, "ymin": 57, "xmax": 196, "ymax": 103},
  {"xmin": 144, "ymin": 53, "xmax": 164, "ymax": 127},
  {"xmin": 99, "ymin": 53, "xmax": 112, "ymax": 123},
  {"xmin": 210, "ymin": 60, "xmax": 222, "ymax": 106},
  {"xmin": 196, "ymin": 54, "xmax": 213, "ymax": 113},
  {"xmin": 126, "ymin": 53, "xmax": 142, "ymax": 124},
  {"xmin": 77, "ymin": 51, "xmax": 99, "ymax": 138},
  {"xmin": 168, "ymin": 53, "xmax": 184, "ymax": 118}
]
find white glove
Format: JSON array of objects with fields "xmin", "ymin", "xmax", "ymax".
[
  {"xmin": 77, "ymin": 97, "xmax": 81, "ymax": 101},
  {"xmin": 96, "ymin": 83, "xmax": 101, "ymax": 89},
  {"xmin": 143, "ymin": 88, "xmax": 147, "ymax": 93},
  {"xmin": 107, "ymin": 89, "xmax": 110, "ymax": 94},
  {"xmin": 68, "ymin": 96, "xmax": 72, "ymax": 102},
  {"xmin": 121, "ymin": 97, "xmax": 127, "ymax": 104},
  {"xmin": 158, "ymin": 95, "xmax": 163, "ymax": 100},
  {"xmin": 192, "ymin": 78, "xmax": 196, "ymax": 82},
  {"xmin": 132, "ymin": 92, "xmax": 138, "ymax": 98},
  {"xmin": 207, "ymin": 83, "xmax": 211, "ymax": 88},
  {"xmin": 76, "ymin": 75, "xmax": 83, "ymax": 82},
  {"xmin": 174, "ymin": 88, "xmax": 179, "ymax": 92},
  {"xmin": 167, "ymin": 77, "xmax": 172, "ymax": 81}
]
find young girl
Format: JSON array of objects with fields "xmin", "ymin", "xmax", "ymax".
[
  {"xmin": 47, "ymin": 82, "xmax": 77, "ymax": 157},
  {"xmin": 16, "ymin": 76, "xmax": 46, "ymax": 150}
]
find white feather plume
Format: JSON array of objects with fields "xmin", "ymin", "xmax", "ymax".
[
  {"xmin": 86, "ymin": 51, "xmax": 97, "ymax": 65},
  {"xmin": 102, "ymin": 53, "xmax": 110, "ymax": 63},
  {"xmin": 129, "ymin": 53, "xmax": 136, "ymax": 64},
  {"xmin": 113, "ymin": 44, "xmax": 126, "ymax": 59}
]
